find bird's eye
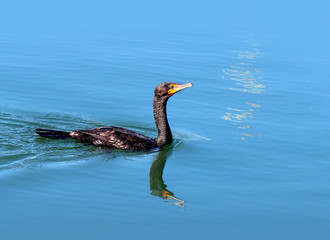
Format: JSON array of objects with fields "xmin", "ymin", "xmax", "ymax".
[{"xmin": 169, "ymin": 85, "xmax": 174, "ymax": 89}]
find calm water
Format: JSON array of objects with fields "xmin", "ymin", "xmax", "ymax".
[{"xmin": 1, "ymin": 1, "xmax": 330, "ymax": 239}]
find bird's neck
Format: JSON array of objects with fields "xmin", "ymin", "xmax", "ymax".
[{"xmin": 153, "ymin": 96, "xmax": 173, "ymax": 147}]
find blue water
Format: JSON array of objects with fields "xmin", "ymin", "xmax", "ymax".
[{"xmin": 1, "ymin": 1, "xmax": 330, "ymax": 239}]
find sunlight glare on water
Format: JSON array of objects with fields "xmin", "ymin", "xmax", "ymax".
[{"xmin": 221, "ymin": 34, "xmax": 265, "ymax": 140}]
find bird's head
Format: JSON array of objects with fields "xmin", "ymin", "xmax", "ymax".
[{"xmin": 154, "ymin": 82, "xmax": 193, "ymax": 99}]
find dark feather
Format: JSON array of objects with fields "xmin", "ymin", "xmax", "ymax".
[{"xmin": 35, "ymin": 128, "xmax": 72, "ymax": 139}]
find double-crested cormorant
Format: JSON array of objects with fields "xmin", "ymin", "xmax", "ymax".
[{"xmin": 36, "ymin": 82, "xmax": 193, "ymax": 150}]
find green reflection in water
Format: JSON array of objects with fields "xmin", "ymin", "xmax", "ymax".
[{"xmin": 149, "ymin": 147, "xmax": 185, "ymax": 207}]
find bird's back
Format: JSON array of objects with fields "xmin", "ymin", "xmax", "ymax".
[{"xmin": 70, "ymin": 126, "xmax": 158, "ymax": 150}]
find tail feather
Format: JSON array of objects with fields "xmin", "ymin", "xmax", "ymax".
[{"xmin": 35, "ymin": 128, "xmax": 72, "ymax": 139}]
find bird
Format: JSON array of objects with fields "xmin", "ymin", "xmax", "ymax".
[{"xmin": 36, "ymin": 82, "xmax": 193, "ymax": 151}]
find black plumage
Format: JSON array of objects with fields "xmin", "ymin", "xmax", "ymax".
[{"xmin": 36, "ymin": 82, "xmax": 193, "ymax": 150}]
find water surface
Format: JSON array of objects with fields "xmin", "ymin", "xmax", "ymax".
[{"xmin": 1, "ymin": 1, "xmax": 330, "ymax": 239}]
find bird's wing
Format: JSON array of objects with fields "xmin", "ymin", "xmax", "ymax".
[{"xmin": 71, "ymin": 126, "xmax": 156, "ymax": 150}]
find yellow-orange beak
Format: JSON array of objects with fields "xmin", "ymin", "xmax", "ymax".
[{"xmin": 168, "ymin": 82, "xmax": 193, "ymax": 96}]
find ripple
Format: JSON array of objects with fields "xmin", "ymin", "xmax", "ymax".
[
  {"xmin": 0, "ymin": 108, "xmax": 191, "ymax": 175},
  {"xmin": 0, "ymin": 110, "xmax": 106, "ymax": 174},
  {"xmin": 221, "ymin": 33, "xmax": 265, "ymax": 140}
]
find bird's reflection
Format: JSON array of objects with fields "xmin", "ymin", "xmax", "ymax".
[{"xmin": 149, "ymin": 147, "xmax": 185, "ymax": 207}]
